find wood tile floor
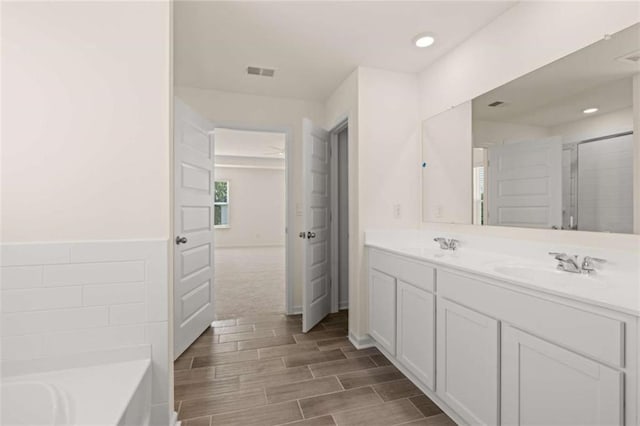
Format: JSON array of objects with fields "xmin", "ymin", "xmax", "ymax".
[{"xmin": 174, "ymin": 311, "xmax": 456, "ymax": 426}]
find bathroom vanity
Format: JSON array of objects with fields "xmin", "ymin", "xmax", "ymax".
[{"xmin": 365, "ymin": 230, "xmax": 639, "ymax": 426}]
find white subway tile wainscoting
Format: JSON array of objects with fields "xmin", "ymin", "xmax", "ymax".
[{"xmin": 0, "ymin": 240, "xmax": 171, "ymax": 425}]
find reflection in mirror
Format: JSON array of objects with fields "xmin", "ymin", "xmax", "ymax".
[{"xmin": 472, "ymin": 23, "xmax": 639, "ymax": 233}]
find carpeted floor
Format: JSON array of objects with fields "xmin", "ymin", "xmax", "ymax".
[{"xmin": 214, "ymin": 246, "xmax": 286, "ymax": 319}]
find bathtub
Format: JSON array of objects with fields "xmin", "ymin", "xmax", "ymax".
[{"xmin": 1, "ymin": 359, "xmax": 151, "ymax": 426}]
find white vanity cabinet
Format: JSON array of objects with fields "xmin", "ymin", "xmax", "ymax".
[
  {"xmin": 436, "ymin": 298, "xmax": 499, "ymax": 425},
  {"xmin": 366, "ymin": 246, "xmax": 637, "ymax": 426},
  {"xmin": 502, "ymin": 325, "xmax": 623, "ymax": 426},
  {"xmin": 397, "ymin": 281, "xmax": 435, "ymax": 390},
  {"xmin": 369, "ymin": 249, "xmax": 436, "ymax": 381},
  {"xmin": 369, "ymin": 269, "xmax": 396, "ymax": 355}
]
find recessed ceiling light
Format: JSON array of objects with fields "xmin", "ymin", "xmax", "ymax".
[
  {"xmin": 414, "ymin": 33, "xmax": 435, "ymax": 48},
  {"xmin": 583, "ymin": 107, "xmax": 599, "ymax": 114}
]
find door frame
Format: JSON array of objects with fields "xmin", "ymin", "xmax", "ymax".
[
  {"xmin": 329, "ymin": 119, "xmax": 348, "ymax": 313},
  {"xmin": 206, "ymin": 123, "xmax": 296, "ymax": 315}
]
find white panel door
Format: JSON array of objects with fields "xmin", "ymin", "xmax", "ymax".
[
  {"xmin": 369, "ymin": 269, "xmax": 396, "ymax": 355},
  {"xmin": 173, "ymin": 98, "xmax": 216, "ymax": 359},
  {"xmin": 487, "ymin": 137, "xmax": 562, "ymax": 229},
  {"xmin": 437, "ymin": 298, "xmax": 499, "ymax": 425},
  {"xmin": 502, "ymin": 325, "xmax": 623, "ymax": 426},
  {"xmin": 302, "ymin": 118, "xmax": 332, "ymax": 332},
  {"xmin": 397, "ymin": 281, "xmax": 435, "ymax": 390}
]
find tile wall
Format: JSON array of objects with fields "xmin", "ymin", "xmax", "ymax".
[{"xmin": 1, "ymin": 240, "xmax": 171, "ymax": 424}]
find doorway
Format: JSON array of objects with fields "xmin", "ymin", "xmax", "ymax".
[
  {"xmin": 330, "ymin": 124, "xmax": 349, "ymax": 313},
  {"xmin": 173, "ymin": 102, "xmax": 350, "ymax": 359},
  {"xmin": 212, "ymin": 127, "xmax": 288, "ymax": 319},
  {"xmin": 300, "ymin": 118, "xmax": 350, "ymax": 332}
]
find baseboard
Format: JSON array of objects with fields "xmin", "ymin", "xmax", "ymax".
[
  {"xmin": 288, "ymin": 305, "xmax": 302, "ymax": 315},
  {"xmin": 172, "ymin": 411, "xmax": 179, "ymax": 426},
  {"xmin": 348, "ymin": 332, "xmax": 375, "ymax": 349},
  {"xmin": 339, "ymin": 301, "xmax": 349, "ymax": 310}
]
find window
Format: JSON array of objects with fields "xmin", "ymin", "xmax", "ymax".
[{"xmin": 214, "ymin": 180, "xmax": 229, "ymax": 227}]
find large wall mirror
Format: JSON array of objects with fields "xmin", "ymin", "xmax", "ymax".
[{"xmin": 471, "ymin": 23, "xmax": 639, "ymax": 233}]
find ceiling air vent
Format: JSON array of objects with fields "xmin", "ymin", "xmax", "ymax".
[
  {"xmin": 488, "ymin": 101, "xmax": 506, "ymax": 107},
  {"xmin": 616, "ymin": 49, "xmax": 640, "ymax": 64},
  {"xmin": 247, "ymin": 66, "xmax": 276, "ymax": 77}
]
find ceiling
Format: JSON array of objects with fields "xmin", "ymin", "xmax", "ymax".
[
  {"xmin": 473, "ymin": 23, "xmax": 640, "ymax": 128},
  {"xmin": 174, "ymin": 1, "xmax": 516, "ymax": 101},
  {"xmin": 215, "ymin": 128, "xmax": 286, "ymax": 158}
]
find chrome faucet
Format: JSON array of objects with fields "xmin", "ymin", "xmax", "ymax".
[
  {"xmin": 434, "ymin": 237, "xmax": 459, "ymax": 251},
  {"xmin": 549, "ymin": 252, "xmax": 606, "ymax": 274}
]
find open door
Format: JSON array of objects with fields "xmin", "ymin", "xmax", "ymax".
[
  {"xmin": 301, "ymin": 118, "xmax": 331, "ymax": 332},
  {"xmin": 487, "ymin": 137, "xmax": 562, "ymax": 229},
  {"xmin": 173, "ymin": 98, "xmax": 216, "ymax": 358}
]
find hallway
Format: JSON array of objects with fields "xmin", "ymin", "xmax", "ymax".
[{"xmin": 174, "ymin": 311, "xmax": 455, "ymax": 426}]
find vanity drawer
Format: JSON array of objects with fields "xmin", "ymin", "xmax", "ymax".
[
  {"xmin": 438, "ymin": 270, "xmax": 625, "ymax": 368},
  {"xmin": 370, "ymin": 249, "xmax": 435, "ymax": 293}
]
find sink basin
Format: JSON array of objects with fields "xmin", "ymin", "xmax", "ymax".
[
  {"xmin": 399, "ymin": 247, "xmax": 455, "ymax": 258},
  {"xmin": 493, "ymin": 265, "xmax": 606, "ymax": 286}
]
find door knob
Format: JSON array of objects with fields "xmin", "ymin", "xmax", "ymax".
[
  {"xmin": 175, "ymin": 236, "xmax": 188, "ymax": 245},
  {"xmin": 307, "ymin": 231, "xmax": 316, "ymax": 239}
]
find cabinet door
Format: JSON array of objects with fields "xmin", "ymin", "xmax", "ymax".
[
  {"xmin": 369, "ymin": 269, "xmax": 396, "ymax": 355},
  {"xmin": 397, "ymin": 281, "xmax": 435, "ymax": 390},
  {"xmin": 502, "ymin": 325, "xmax": 623, "ymax": 426},
  {"xmin": 437, "ymin": 298, "xmax": 499, "ymax": 425}
]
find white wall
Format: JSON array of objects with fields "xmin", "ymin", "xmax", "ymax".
[
  {"xmin": 214, "ymin": 167, "xmax": 285, "ymax": 248},
  {"xmin": 422, "ymin": 102, "xmax": 472, "ymax": 224},
  {"xmin": 1, "ymin": 3, "xmax": 172, "ymax": 424},
  {"xmin": 418, "ymin": 2, "xmax": 640, "ymax": 121},
  {"xmin": 550, "ymin": 107, "xmax": 633, "ymax": 143},
  {"xmin": 174, "ymin": 86, "xmax": 324, "ymax": 310},
  {"xmin": 1, "ymin": 1, "xmax": 171, "ymax": 242},
  {"xmin": 325, "ymin": 67, "xmax": 421, "ymax": 342},
  {"xmin": 358, "ymin": 68, "xmax": 422, "ymax": 230},
  {"xmin": 473, "ymin": 120, "xmax": 551, "ymax": 147}
]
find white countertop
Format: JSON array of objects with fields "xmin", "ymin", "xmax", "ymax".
[{"xmin": 366, "ymin": 230, "xmax": 640, "ymax": 317}]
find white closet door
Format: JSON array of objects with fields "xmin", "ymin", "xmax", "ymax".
[{"xmin": 301, "ymin": 118, "xmax": 332, "ymax": 332}]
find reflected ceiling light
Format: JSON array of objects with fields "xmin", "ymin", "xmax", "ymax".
[
  {"xmin": 414, "ymin": 33, "xmax": 435, "ymax": 48},
  {"xmin": 583, "ymin": 107, "xmax": 599, "ymax": 114}
]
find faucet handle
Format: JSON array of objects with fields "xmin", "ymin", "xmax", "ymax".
[
  {"xmin": 581, "ymin": 256, "xmax": 606, "ymax": 274},
  {"xmin": 549, "ymin": 252, "xmax": 577, "ymax": 260},
  {"xmin": 434, "ymin": 237, "xmax": 449, "ymax": 250},
  {"xmin": 448, "ymin": 239, "xmax": 459, "ymax": 250},
  {"xmin": 549, "ymin": 252, "xmax": 572, "ymax": 261}
]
